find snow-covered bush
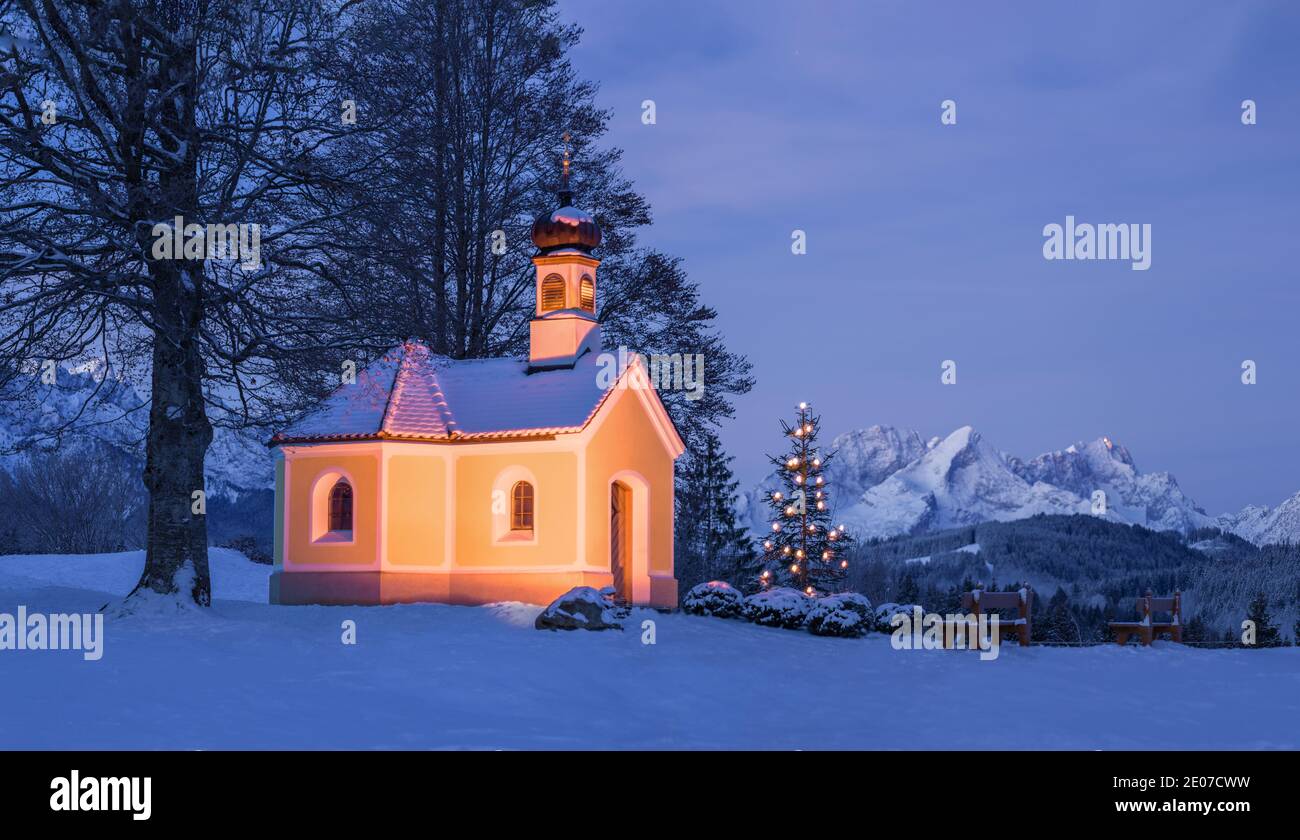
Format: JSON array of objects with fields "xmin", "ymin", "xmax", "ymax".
[
  {"xmin": 742, "ymin": 587, "xmax": 814, "ymax": 629},
  {"xmin": 807, "ymin": 592, "xmax": 874, "ymax": 637},
  {"xmin": 682, "ymin": 580, "xmax": 746, "ymax": 618},
  {"xmin": 873, "ymin": 602, "xmax": 923, "ymax": 633}
]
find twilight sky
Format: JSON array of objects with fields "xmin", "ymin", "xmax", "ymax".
[{"xmin": 562, "ymin": 0, "xmax": 1300, "ymax": 515}]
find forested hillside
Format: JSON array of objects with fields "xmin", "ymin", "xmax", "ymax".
[{"xmin": 846, "ymin": 515, "xmax": 1298, "ymax": 643}]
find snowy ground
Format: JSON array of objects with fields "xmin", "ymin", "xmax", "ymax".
[{"xmin": 1, "ymin": 551, "xmax": 1297, "ymax": 749}]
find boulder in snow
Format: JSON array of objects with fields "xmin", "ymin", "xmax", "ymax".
[
  {"xmin": 682, "ymin": 580, "xmax": 746, "ymax": 618},
  {"xmin": 535, "ymin": 586, "xmax": 623, "ymax": 631}
]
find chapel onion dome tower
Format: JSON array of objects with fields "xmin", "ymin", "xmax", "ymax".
[
  {"xmin": 530, "ymin": 203, "xmax": 602, "ymax": 253},
  {"xmin": 530, "ymin": 136, "xmax": 601, "ymax": 254},
  {"xmin": 527, "ymin": 133, "xmax": 603, "ymax": 371}
]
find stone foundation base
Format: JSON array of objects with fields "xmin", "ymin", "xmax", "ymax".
[{"xmin": 270, "ymin": 569, "xmax": 678, "ymax": 609}]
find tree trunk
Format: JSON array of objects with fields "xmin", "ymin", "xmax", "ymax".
[
  {"xmin": 128, "ymin": 4, "xmax": 212, "ymax": 607},
  {"xmin": 135, "ymin": 262, "xmax": 214, "ymax": 606}
]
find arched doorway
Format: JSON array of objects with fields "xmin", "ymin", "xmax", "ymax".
[
  {"xmin": 610, "ymin": 481, "xmax": 631, "ymax": 604},
  {"xmin": 609, "ymin": 473, "xmax": 650, "ymax": 605}
]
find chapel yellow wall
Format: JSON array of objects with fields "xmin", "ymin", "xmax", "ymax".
[
  {"xmin": 273, "ymin": 456, "xmax": 285, "ymax": 567},
  {"xmin": 453, "ymin": 450, "xmax": 578, "ymax": 567},
  {"xmin": 277, "ymin": 389, "xmax": 676, "ymax": 582},
  {"xmin": 284, "ymin": 450, "xmax": 380, "ymax": 567},
  {"xmin": 385, "ymin": 453, "xmax": 446, "ymax": 567},
  {"xmin": 584, "ymin": 388, "xmax": 676, "ymax": 575}
]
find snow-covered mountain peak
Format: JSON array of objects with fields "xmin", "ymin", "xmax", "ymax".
[
  {"xmin": 826, "ymin": 424, "xmax": 928, "ymax": 501},
  {"xmin": 1014, "ymin": 436, "xmax": 1135, "ymax": 499},
  {"xmin": 743, "ymin": 423, "xmax": 1220, "ymax": 541},
  {"xmin": 910, "ymin": 426, "xmax": 1000, "ymax": 485},
  {"xmin": 1085, "ymin": 435, "xmax": 1136, "ymax": 469},
  {"xmin": 1217, "ymin": 492, "xmax": 1300, "ymax": 547},
  {"xmin": 0, "ymin": 363, "xmax": 272, "ymax": 496},
  {"xmin": 1006, "ymin": 434, "xmax": 1209, "ymax": 532},
  {"xmin": 834, "ymin": 425, "xmax": 1089, "ymax": 538},
  {"xmin": 1101, "ymin": 435, "xmax": 1133, "ymax": 459}
]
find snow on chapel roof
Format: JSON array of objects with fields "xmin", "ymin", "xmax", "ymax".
[{"xmin": 270, "ymin": 340, "xmax": 622, "ymax": 444}]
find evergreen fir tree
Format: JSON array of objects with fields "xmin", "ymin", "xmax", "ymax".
[
  {"xmin": 895, "ymin": 569, "xmax": 920, "ymax": 605},
  {"xmin": 1043, "ymin": 587, "xmax": 1081, "ymax": 644},
  {"xmin": 922, "ymin": 581, "xmax": 948, "ymax": 613},
  {"xmin": 673, "ymin": 442, "xmax": 709, "ymax": 585},
  {"xmin": 1245, "ymin": 592, "xmax": 1284, "ymax": 648},
  {"xmin": 701, "ymin": 433, "xmax": 757, "ymax": 582},
  {"xmin": 955, "ymin": 576, "xmax": 978, "ymax": 614},
  {"xmin": 674, "ymin": 430, "xmax": 756, "ymax": 589},
  {"xmin": 755, "ymin": 402, "xmax": 852, "ymax": 594},
  {"xmin": 1029, "ymin": 586, "xmax": 1049, "ymax": 643},
  {"xmin": 1294, "ymin": 581, "xmax": 1300, "ymax": 646},
  {"xmin": 1079, "ymin": 604, "xmax": 1106, "ymax": 644}
]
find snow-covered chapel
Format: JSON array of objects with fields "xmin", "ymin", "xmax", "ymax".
[{"xmin": 267, "ymin": 151, "xmax": 683, "ymax": 608}]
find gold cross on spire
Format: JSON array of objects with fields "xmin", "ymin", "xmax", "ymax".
[{"xmin": 560, "ymin": 131, "xmax": 572, "ymax": 190}]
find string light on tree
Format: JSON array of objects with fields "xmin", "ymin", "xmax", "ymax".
[{"xmin": 756, "ymin": 401, "xmax": 854, "ymax": 594}]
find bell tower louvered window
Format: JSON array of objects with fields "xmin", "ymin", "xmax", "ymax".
[
  {"xmin": 579, "ymin": 276, "xmax": 595, "ymax": 312},
  {"xmin": 540, "ymin": 275, "xmax": 566, "ymax": 312}
]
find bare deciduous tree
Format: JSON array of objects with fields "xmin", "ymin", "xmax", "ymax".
[
  {"xmin": 0, "ymin": 0, "xmax": 365, "ymax": 606},
  {"xmin": 320, "ymin": 0, "xmax": 753, "ymax": 447}
]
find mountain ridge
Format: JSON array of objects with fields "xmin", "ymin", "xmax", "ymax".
[{"xmin": 741, "ymin": 423, "xmax": 1294, "ymax": 547}]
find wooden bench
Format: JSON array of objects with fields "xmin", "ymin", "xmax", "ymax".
[
  {"xmin": 1109, "ymin": 590, "xmax": 1181, "ymax": 646},
  {"xmin": 954, "ymin": 586, "xmax": 1033, "ymax": 648}
]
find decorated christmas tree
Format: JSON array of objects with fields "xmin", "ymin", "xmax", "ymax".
[{"xmin": 756, "ymin": 402, "xmax": 852, "ymax": 595}]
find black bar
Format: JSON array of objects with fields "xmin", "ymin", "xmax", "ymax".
[{"xmin": 0, "ymin": 750, "xmax": 1287, "ymax": 826}]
